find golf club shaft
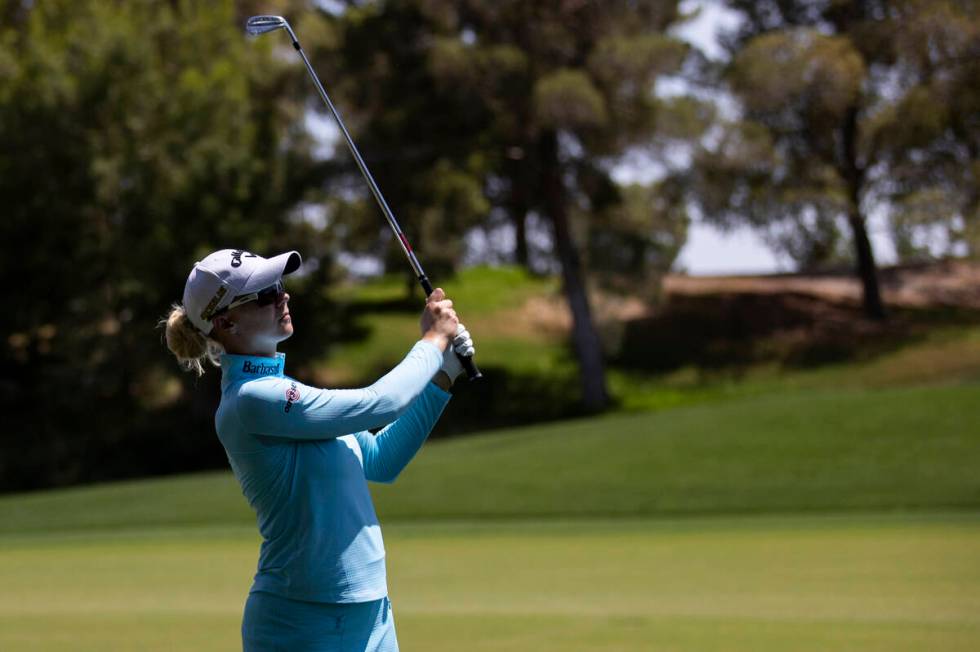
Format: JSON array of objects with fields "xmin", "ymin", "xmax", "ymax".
[{"xmin": 281, "ymin": 26, "xmax": 481, "ymax": 380}]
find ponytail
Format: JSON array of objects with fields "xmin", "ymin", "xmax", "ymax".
[{"xmin": 161, "ymin": 304, "xmax": 223, "ymax": 376}]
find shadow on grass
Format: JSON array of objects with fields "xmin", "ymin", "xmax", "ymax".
[{"xmin": 613, "ymin": 291, "xmax": 980, "ymax": 374}]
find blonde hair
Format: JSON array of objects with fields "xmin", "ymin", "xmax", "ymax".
[{"xmin": 161, "ymin": 304, "xmax": 224, "ymax": 376}]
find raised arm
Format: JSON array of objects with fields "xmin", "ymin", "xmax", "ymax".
[
  {"xmin": 235, "ymin": 340, "xmax": 443, "ymax": 439},
  {"xmin": 235, "ymin": 288, "xmax": 461, "ymax": 440},
  {"xmin": 353, "ymin": 380, "xmax": 451, "ymax": 483}
]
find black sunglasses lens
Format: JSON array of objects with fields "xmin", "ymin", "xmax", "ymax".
[{"xmin": 256, "ymin": 282, "xmax": 284, "ymax": 306}]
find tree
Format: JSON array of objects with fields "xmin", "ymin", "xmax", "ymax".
[
  {"xmin": 321, "ymin": 0, "xmax": 693, "ymax": 411},
  {"xmin": 0, "ymin": 0, "xmax": 329, "ymax": 490},
  {"xmin": 586, "ymin": 181, "xmax": 689, "ymax": 295},
  {"xmin": 862, "ymin": 0, "xmax": 980, "ymax": 258},
  {"xmin": 690, "ymin": 0, "xmax": 980, "ymax": 320}
]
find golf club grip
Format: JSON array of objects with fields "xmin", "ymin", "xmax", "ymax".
[
  {"xmin": 460, "ymin": 354, "xmax": 482, "ymax": 380},
  {"xmin": 419, "ymin": 275, "xmax": 482, "ymax": 381}
]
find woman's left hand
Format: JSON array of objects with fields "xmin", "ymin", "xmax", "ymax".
[{"xmin": 439, "ymin": 323, "xmax": 476, "ymax": 383}]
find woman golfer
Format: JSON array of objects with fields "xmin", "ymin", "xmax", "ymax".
[{"xmin": 163, "ymin": 248, "xmax": 473, "ymax": 651}]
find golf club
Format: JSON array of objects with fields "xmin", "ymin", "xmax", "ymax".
[{"xmin": 246, "ymin": 15, "xmax": 481, "ymax": 380}]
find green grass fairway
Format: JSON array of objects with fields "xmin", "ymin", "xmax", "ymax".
[{"xmin": 1, "ymin": 515, "xmax": 978, "ymax": 651}]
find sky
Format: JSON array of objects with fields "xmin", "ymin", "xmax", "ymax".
[{"xmin": 668, "ymin": 1, "xmax": 784, "ymax": 275}]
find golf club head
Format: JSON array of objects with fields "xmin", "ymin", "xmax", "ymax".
[{"xmin": 246, "ymin": 15, "xmax": 288, "ymax": 36}]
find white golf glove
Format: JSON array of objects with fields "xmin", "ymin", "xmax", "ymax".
[{"xmin": 440, "ymin": 323, "xmax": 476, "ymax": 382}]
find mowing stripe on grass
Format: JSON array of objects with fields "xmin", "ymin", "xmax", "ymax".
[{"xmin": 1, "ymin": 515, "xmax": 978, "ymax": 652}]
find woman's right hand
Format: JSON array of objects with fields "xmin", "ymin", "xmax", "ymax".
[{"xmin": 420, "ymin": 288, "xmax": 459, "ymax": 351}]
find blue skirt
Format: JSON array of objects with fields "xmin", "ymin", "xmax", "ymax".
[{"xmin": 242, "ymin": 591, "xmax": 398, "ymax": 652}]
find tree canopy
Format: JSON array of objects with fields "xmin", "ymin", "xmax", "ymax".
[
  {"xmin": 0, "ymin": 0, "xmax": 331, "ymax": 489},
  {"xmin": 688, "ymin": 0, "xmax": 979, "ymax": 318},
  {"xmin": 315, "ymin": 0, "xmax": 696, "ymax": 409}
]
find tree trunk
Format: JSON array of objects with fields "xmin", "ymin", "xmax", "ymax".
[
  {"xmin": 538, "ymin": 130, "xmax": 610, "ymax": 412},
  {"xmin": 965, "ymin": 142, "xmax": 979, "ymax": 256},
  {"xmin": 847, "ymin": 210, "xmax": 885, "ymax": 320},
  {"xmin": 513, "ymin": 209, "xmax": 529, "ymax": 269},
  {"xmin": 507, "ymin": 156, "xmax": 530, "ymax": 269},
  {"xmin": 841, "ymin": 106, "xmax": 886, "ymax": 320}
]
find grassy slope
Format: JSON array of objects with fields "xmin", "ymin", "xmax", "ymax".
[
  {"xmin": 324, "ymin": 266, "xmax": 567, "ymax": 382},
  {"xmin": 373, "ymin": 382, "xmax": 980, "ymax": 520},
  {"xmin": 1, "ymin": 380, "xmax": 977, "ymax": 534},
  {"xmin": 612, "ymin": 323, "xmax": 980, "ymax": 411}
]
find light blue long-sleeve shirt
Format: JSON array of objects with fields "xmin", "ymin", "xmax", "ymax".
[{"xmin": 215, "ymin": 340, "xmax": 450, "ymax": 603}]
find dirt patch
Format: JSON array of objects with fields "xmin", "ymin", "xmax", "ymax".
[{"xmin": 478, "ymin": 292, "xmax": 649, "ymax": 341}]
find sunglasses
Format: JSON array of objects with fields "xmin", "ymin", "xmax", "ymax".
[{"xmin": 218, "ymin": 281, "xmax": 286, "ymax": 314}]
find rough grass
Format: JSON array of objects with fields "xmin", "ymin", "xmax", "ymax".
[
  {"xmin": 332, "ymin": 265, "xmax": 559, "ymax": 316},
  {"xmin": 610, "ymin": 324, "xmax": 980, "ymax": 411},
  {"xmin": 372, "ymin": 382, "xmax": 980, "ymax": 520},
  {"xmin": 1, "ymin": 381, "xmax": 977, "ymax": 534}
]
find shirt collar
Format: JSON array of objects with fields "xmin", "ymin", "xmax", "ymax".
[{"xmin": 221, "ymin": 352, "xmax": 286, "ymax": 388}]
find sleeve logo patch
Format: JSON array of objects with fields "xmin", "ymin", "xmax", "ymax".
[{"xmin": 284, "ymin": 382, "xmax": 301, "ymax": 413}]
